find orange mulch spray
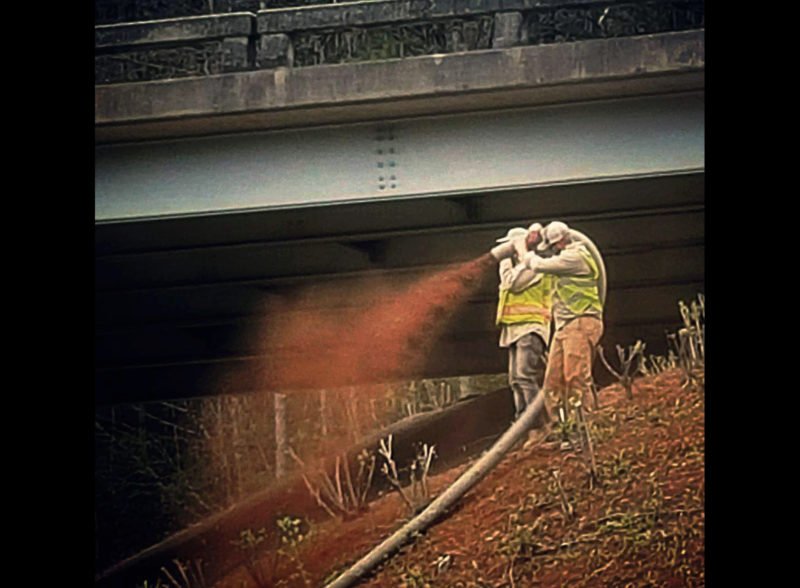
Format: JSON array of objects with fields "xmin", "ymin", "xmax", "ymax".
[{"xmin": 228, "ymin": 253, "xmax": 497, "ymax": 466}]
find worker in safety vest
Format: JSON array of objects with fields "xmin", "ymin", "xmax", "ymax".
[
  {"xmin": 494, "ymin": 223, "xmax": 554, "ymax": 443},
  {"xmin": 516, "ymin": 221, "xmax": 604, "ymax": 441}
]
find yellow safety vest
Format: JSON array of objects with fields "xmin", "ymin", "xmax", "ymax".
[
  {"xmin": 496, "ymin": 274, "xmax": 553, "ymax": 326},
  {"xmin": 554, "ymin": 248, "xmax": 603, "ymax": 315}
]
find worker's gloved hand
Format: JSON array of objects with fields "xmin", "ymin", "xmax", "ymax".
[
  {"xmin": 511, "ymin": 237, "xmax": 528, "ymax": 260},
  {"xmin": 522, "ymin": 250, "xmax": 541, "ymax": 270}
]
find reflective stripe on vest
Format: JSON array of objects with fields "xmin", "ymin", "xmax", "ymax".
[
  {"xmin": 496, "ymin": 275, "xmax": 553, "ymax": 326},
  {"xmin": 554, "ymin": 247, "xmax": 603, "ymax": 315}
]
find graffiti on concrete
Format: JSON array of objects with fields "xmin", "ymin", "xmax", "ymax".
[
  {"xmin": 95, "ymin": 39, "xmax": 249, "ymax": 84},
  {"xmin": 526, "ymin": 1, "xmax": 704, "ymax": 45},
  {"xmin": 292, "ymin": 15, "xmax": 495, "ymax": 67},
  {"xmin": 94, "ymin": 1, "xmax": 705, "ymax": 83}
]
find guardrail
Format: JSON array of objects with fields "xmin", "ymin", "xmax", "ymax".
[{"xmin": 95, "ymin": 0, "xmax": 704, "ymax": 84}]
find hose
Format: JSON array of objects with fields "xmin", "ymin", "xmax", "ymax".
[
  {"xmin": 489, "ymin": 240, "xmax": 518, "ymax": 262},
  {"xmin": 326, "ymin": 233, "xmax": 606, "ymax": 587},
  {"xmin": 324, "ymin": 390, "xmax": 548, "ymax": 588}
]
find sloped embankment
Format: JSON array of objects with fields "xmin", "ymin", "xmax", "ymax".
[{"xmin": 217, "ymin": 368, "xmax": 704, "ymax": 587}]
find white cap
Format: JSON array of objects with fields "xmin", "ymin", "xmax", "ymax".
[
  {"xmin": 496, "ymin": 227, "xmax": 528, "ymax": 243},
  {"xmin": 537, "ymin": 221, "xmax": 570, "ymax": 251},
  {"xmin": 527, "ymin": 222, "xmax": 543, "ymax": 233}
]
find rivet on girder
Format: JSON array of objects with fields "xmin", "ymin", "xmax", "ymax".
[{"xmin": 374, "ymin": 124, "xmax": 398, "ymax": 191}]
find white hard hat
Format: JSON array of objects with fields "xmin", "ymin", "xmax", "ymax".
[
  {"xmin": 537, "ymin": 221, "xmax": 570, "ymax": 251},
  {"xmin": 496, "ymin": 227, "xmax": 528, "ymax": 243},
  {"xmin": 527, "ymin": 222, "xmax": 543, "ymax": 233}
]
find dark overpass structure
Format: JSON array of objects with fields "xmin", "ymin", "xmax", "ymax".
[{"xmin": 95, "ymin": 0, "xmax": 705, "ymax": 405}]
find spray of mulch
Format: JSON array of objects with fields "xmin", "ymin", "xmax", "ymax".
[
  {"xmin": 169, "ymin": 254, "xmax": 498, "ymax": 585},
  {"xmin": 225, "ymin": 253, "xmax": 496, "ymax": 466}
]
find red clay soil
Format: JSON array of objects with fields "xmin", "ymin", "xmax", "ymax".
[{"xmin": 214, "ymin": 368, "xmax": 705, "ymax": 587}]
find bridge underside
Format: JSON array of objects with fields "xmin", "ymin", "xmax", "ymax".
[
  {"xmin": 96, "ymin": 168, "xmax": 703, "ymax": 405},
  {"xmin": 95, "ymin": 16, "xmax": 705, "ymax": 404}
]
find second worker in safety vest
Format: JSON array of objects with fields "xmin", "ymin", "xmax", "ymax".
[
  {"xmin": 515, "ymin": 221, "xmax": 604, "ymax": 424},
  {"xmin": 495, "ymin": 223, "xmax": 554, "ymax": 437}
]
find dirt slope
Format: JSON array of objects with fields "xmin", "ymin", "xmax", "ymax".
[{"xmin": 216, "ymin": 368, "xmax": 704, "ymax": 587}]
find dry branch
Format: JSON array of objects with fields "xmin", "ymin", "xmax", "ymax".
[
  {"xmin": 551, "ymin": 469, "xmax": 574, "ymax": 520},
  {"xmin": 575, "ymin": 403, "xmax": 599, "ymax": 484},
  {"xmin": 378, "ymin": 435, "xmax": 415, "ymax": 512},
  {"xmin": 597, "ymin": 340, "xmax": 645, "ymax": 400}
]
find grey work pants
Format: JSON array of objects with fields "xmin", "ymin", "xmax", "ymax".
[{"xmin": 508, "ymin": 332, "xmax": 550, "ymax": 429}]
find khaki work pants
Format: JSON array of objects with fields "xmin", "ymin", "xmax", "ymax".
[{"xmin": 543, "ymin": 316, "xmax": 604, "ymax": 417}]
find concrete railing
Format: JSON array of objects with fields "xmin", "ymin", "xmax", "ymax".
[
  {"xmin": 95, "ymin": 0, "xmax": 262, "ymax": 25},
  {"xmin": 96, "ymin": 0, "xmax": 704, "ymax": 84}
]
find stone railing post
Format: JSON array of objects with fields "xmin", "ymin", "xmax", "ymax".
[
  {"xmin": 257, "ymin": 33, "xmax": 294, "ymax": 68},
  {"xmin": 492, "ymin": 11, "xmax": 525, "ymax": 48}
]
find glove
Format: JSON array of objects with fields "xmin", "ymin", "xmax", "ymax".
[
  {"xmin": 522, "ymin": 250, "xmax": 541, "ymax": 270},
  {"xmin": 511, "ymin": 237, "xmax": 528, "ymax": 260}
]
